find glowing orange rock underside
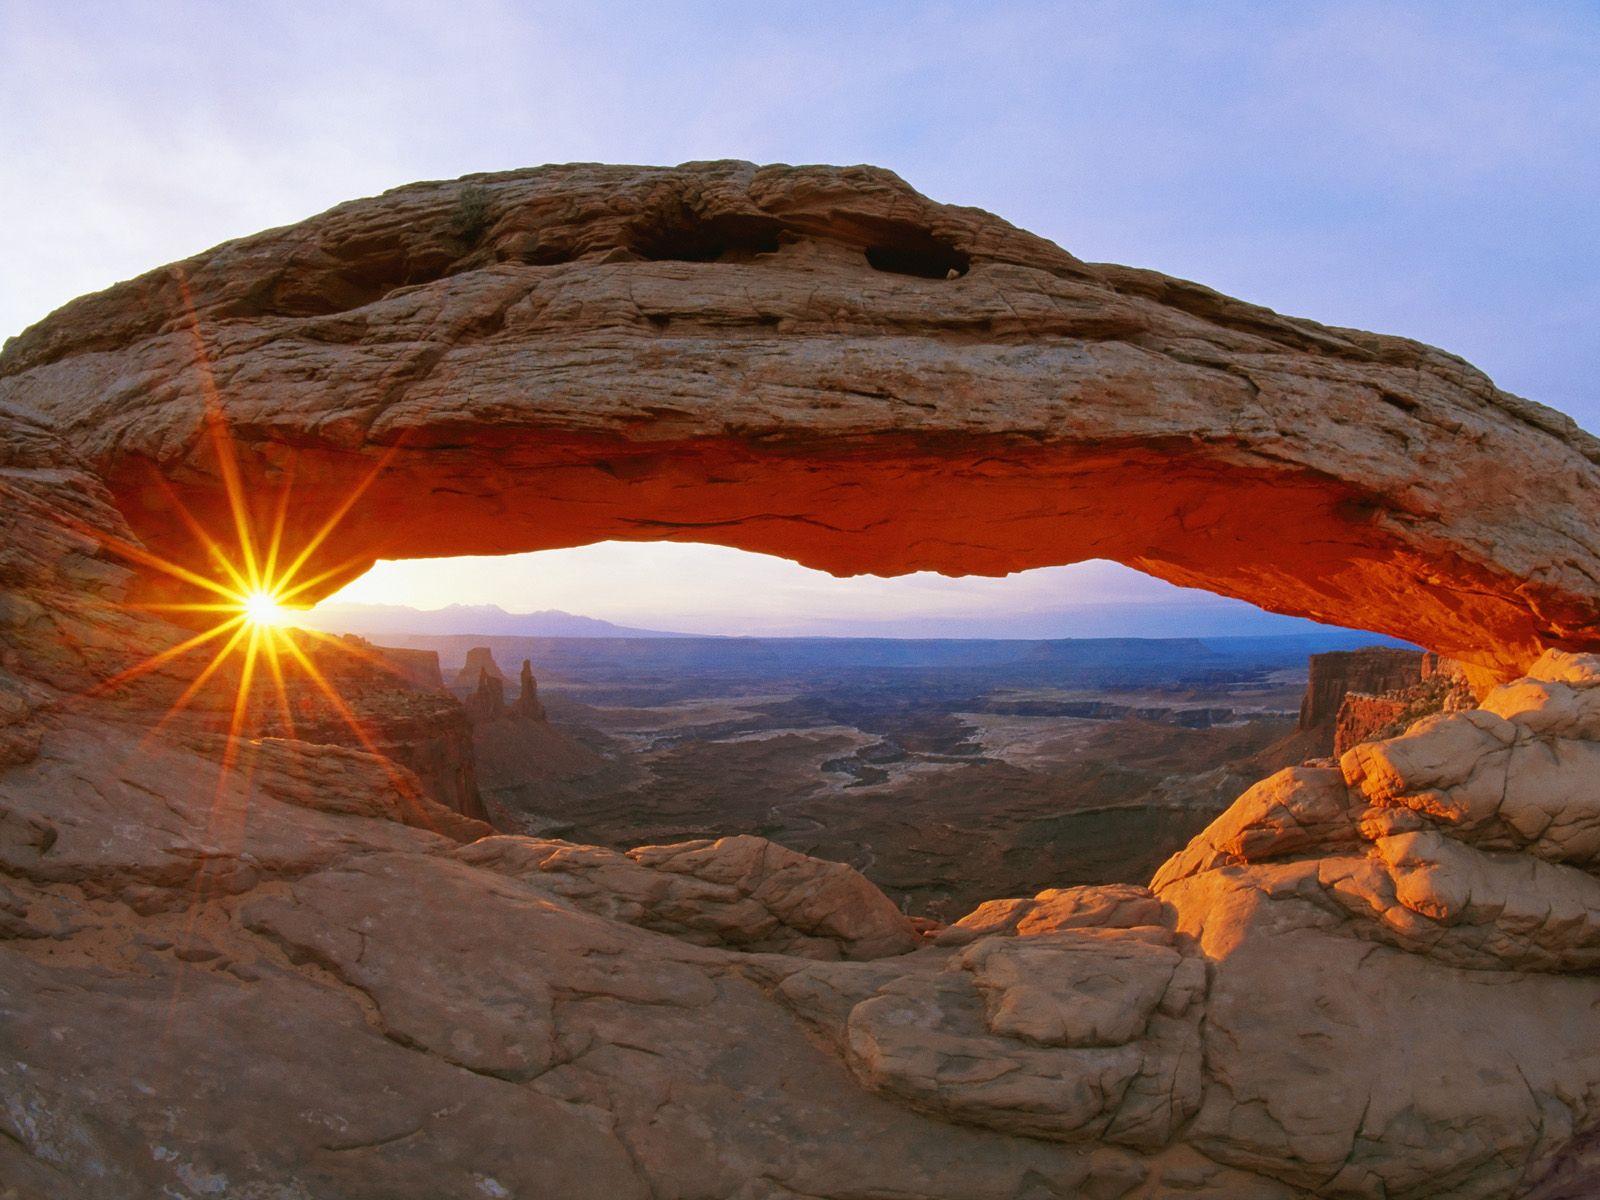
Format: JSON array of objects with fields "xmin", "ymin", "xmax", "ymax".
[
  {"xmin": 81, "ymin": 404, "xmax": 442, "ymax": 819},
  {"xmin": 8, "ymin": 164, "xmax": 1597, "ymax": 687},
  {"xmin": 103, "ymin": 427, "xmax": 1574, "ymax": 685}
]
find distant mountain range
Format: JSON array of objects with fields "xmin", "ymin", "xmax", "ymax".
[
  {"xmin": 295, "ymin": 602, "xmax": 1414, "ymax": 677},
  {"xmin": 343, "ymin": 629, "xmax": 1416, "ymax": 688},
  {"xmin": 293, "ymin": 603, "xmax": 694, "ymax": 639}
]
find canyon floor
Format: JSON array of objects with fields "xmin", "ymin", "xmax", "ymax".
[{"xmin": 403, "ymin": 634, "xmax": 1355, "ymax": 921}]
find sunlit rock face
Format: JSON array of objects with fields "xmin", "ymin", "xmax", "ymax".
[
  {"xmin": 3, "ymin": 162, "xmax": 1600, "ymax": 681},
  {"xmin": 1298, "ymin": 646, "xmax": 1425, "ymax": 733},
  {"xmin": 6, "ymin": 168, "xmax": 1600, "ymax": 1198},
  {"xmin": 1143, "ymin": 654, "xmax": 1600, "ymax": 1196}
]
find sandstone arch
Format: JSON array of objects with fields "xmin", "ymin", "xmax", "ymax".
[
  {"xmin": 2, "ymin": 163, "xmax": 1598, "ymax": 681},
  {"xmin": 7, "ymin": 166, "xmax": 1600, "ymax": 1199}
]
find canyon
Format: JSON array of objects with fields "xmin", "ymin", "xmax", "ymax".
[
  {"xmin": 3, "ymin": 162, "xmax": 1600, "ymax": 1199},
  {"xmin": 441, "ymin": 635, "xmax": 1331, "ymax": 920}
]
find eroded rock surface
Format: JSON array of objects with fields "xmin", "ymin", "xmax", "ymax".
[
  {"xmin": 1298, "ymin": 646, "xmax": 1425, "ymax": 732},
  {"xmin": 4, "ymin": 163, "xmax": 1600, "ymax": 678},
  {"xmin": 779, "ymin": 923, "xmax": 1206, "ymax": 1150},
  {"xmin": 456, "ymin": 832, "xmax": 922, "ymax": 960},
  {"xmin": 1146, "ymin": 651, "xmax": 1600, "ymax": 1195}
]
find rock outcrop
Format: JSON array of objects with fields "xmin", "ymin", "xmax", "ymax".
[
  {"xmin": 513, "ymin": 658, "xmax": 547, "ymax": 721},
  {"xmin": 1138, "ymin": 651, "xmax": 1600, "ymax": 1196},
  {"xmin": 463, "ymin": 665, "xmax": 506, "ymax": 725},
  {"xmin": 460, "ymin": 656, "xmax": 547, "ymax": 728},
  {"xmin": 452, "ymin": 645, "xmax": 505, "ymax": 691},
  {"xmin": 373, "ymin": 643, "xmax": 446, "ymax": 691},
  {"xmin": 4, "ymin": 163, "xmax": 1600, "ymax": 680},
  {"xmin": 457, "ymin": 833, "xmax": 922, "ymax": 961},
  {"xmin": 464, "ymin": 659, "xmax": 550, "ymax": 732},
  {"xmin": 263, "ymin": 633, "xmax": 487, "ymax": 820},
  {"xmin": 1299, "ymin": 646, "xmax": 1425, "ymax": 732},
  {"xmin": 1322, "ymin": 650, "xmax": 1476, "ymax": 757},
  {"xmin": 1333, "ymin": 690, "xmax": 1413, "ymax": 755}
]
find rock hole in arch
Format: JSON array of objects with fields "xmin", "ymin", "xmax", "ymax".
[
  {"xmin": 625, "ymin": 201, "xmax": 786, "ymax": 263},
  {"xmin": 864, "ymin": 240, "xmax": 970, "ymax": 279}
]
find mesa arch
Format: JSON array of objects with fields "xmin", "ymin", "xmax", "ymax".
[
  {"xmin": 3, "ymin": 161, "xmax": 1598, "ymax": 682},
  {"xmin": 8, "ymin": 164, "xmax": 1600, "ymax": 1200}
]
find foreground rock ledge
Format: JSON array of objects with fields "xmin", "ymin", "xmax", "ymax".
[{"xmin": 4, "ymin": 162, "xmax": 1600, "ymax": 680}]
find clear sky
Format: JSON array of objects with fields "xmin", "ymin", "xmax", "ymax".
[
  {"xmin": 326, "ymin": 545, "xmax": 1342, "ymax": 639},
  {"xmin": 4, "ymin": 2, "xmax": 1595, "ymax": 635}
]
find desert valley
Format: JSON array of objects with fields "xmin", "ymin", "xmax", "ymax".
[{"xmin": 349, "ymin": 626, "xmax": 1429, "ymax": 920}]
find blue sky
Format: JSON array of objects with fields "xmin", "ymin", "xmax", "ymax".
[{"xmin": 3, "ymin": 2, "xmax": 1595, "ymax": 635}]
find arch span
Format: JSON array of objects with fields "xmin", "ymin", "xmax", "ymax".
[{"xmin": 3, "ymin": 162, "xmax": 1597, "ymax": 681}]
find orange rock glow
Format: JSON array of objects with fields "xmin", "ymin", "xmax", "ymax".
[{"xmin": 5, "ymin": 163, "xmax": 1596, "ymax": 682}]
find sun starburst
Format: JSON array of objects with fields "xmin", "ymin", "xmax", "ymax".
[
  {"xmin": 241, "ymin": 589, "xmax": 290, "ymax": 628},
  {"xmin": 76, "ymin": 265, "xmax": 425, "ymax": 788}
]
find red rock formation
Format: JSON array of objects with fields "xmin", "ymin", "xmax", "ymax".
[
  {"xmin": 452, "ymin": 646, "xmax": 504, "ymax": 691},
  {"xmin": 458, "ymin": 833, "xmax": 921, "ymax": 960},
  {"xmin": 463, "ymin": 666, "xmax": 505, "ymax": 725},
  {"xmin": 460, "ymin": 654, "xmax": 545, "ymax": 726},
  {"xmin": 10, "ymin": 167, "xmax": 1600, "ymax": 1198},
  {"xmin": 286, "ymin": 690, "xmax": 486, "ymax": 822},
  {"xmin": 1334, "ymin": 693, "xmax": 1412, "ymax": 756},
  {"xmin": 1299, "ymin": 647, "xmax": 1425, "ymax": 731},
  {"xmin": 214, "ymin": 632, "xmax": 488, "ymax": 821},
  {"xmin": 372, "ymin": 644, "xmax": 445, "ymax": 691},
  {"xmin": 1294, "ymin": 647, "xmax": 1477, "ymax": 757},
  {"xmin": 4, "ymin": 164, "xmax": 1599, "ymax": 681},
  {"xmin": 512, "ymin": 658, "xmax": 547, "ymax": 722}
]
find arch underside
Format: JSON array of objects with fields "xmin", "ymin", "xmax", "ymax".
[
  {"xmin": 3, "ymin": 160, "xmax": 1596, "ymax": 681},
  {"xmin": 103, "ymin": 425, "xmax": 1582, "ymax": 684}
]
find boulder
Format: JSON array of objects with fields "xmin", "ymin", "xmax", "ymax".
[{"xmin": 456, "ymin": 832, "xmax": 921, "ymax": 960}]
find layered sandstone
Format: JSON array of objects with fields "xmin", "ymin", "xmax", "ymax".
[
  {"xmin": 3, "ymin": 164, "xmax": 1599, "ymax": 679},
  {"xmin": 261, "ymin": 633, "xmax": 487, "ymax": 819},
  {"xmin": 374, "ymin": 643, "xmax": 446, "ymax": 691},
  {"xmin": 3, "ymin": 396, "xmax": 1599, "ymax": 1195},
  {"xmin": 1298, "ymin": 646, "xmax": 1425, "ymax": 731},
  {"xmin": 513, "ymin": 658, "xmax": 547, "ymax": 721},
  {"xmin": 1334, "ymin": 691, "xmax": 1411, "ymax": 755},
  {"xmin": 457, "ymin": 833, "xmax": 922, "ymax": 961},
  {"xmin": 460, "ymin": 653, "xmax": 548, "ymax": 728},
  {"xmin": 1298, "ymin": 648, "xmax": 1476, "ymax": 757},
  {"xmin": 463, "ymin": 666, "xmax": 506, "ymax": 725}
]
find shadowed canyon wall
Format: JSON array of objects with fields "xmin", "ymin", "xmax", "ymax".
[{"xmin": 2, "ymin": 163, "xmax": 1598, "ymax": 682}]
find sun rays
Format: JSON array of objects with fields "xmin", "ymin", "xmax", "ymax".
[
  {"xmin": 95, "ymin": 438, "xmax": 414, "ymax": 760},
  {"xmin": 81, "ymin": 266, "xmax": 423, "ymax": 781},
  {"xmin": 61, "ymin": 293, "xmax": 448, "ymax": 1042}
]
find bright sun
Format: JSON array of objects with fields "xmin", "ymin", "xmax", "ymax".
[
  {"xmin": 240, "ymin": 589, "xmax": 289, "ymax": 627},
  {"xmin": 81, "ymin": 281, "xmax": 422, "ymax": 790}
]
